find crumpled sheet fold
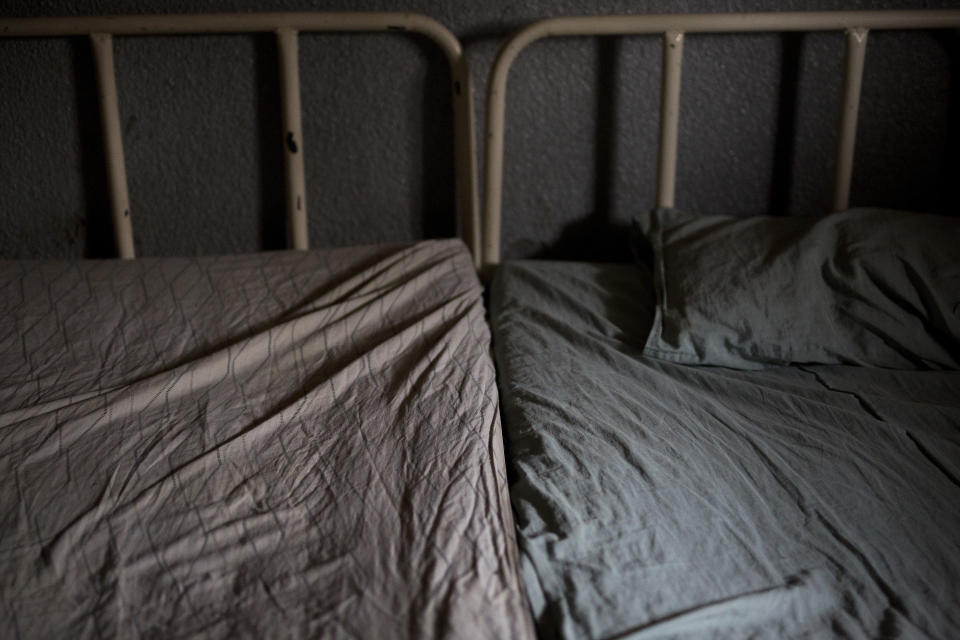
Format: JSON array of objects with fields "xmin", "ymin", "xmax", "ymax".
[{"xmin": 1, "ymin": 240, "xmax": 534, "ymax": 640}]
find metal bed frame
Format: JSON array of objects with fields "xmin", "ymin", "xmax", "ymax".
[
  {"xmin": 1, "ymin": 12, "xmax": 480, "ymax": 268},
  {"xmin": 481, "ymin": 10, "xmax": 960, "ymax": 272}
]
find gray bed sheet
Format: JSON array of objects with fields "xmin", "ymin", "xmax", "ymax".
[
  {"xmin": 491, "ymin": 260, "xmax": 960, "ymax": 640},
  {"xmin": 0, "ymin": 240, "xmax": 535, "ymax": 640}
]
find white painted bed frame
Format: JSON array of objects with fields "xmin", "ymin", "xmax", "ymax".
[
  {"xmin": 0, "ymin": 12, "xmax": 480, "ymax": 268},
  {"xmin": 481, "ymin": 10, "xmax": 960, "ymax": 271}
]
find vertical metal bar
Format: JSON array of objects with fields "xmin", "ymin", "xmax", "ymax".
[
  {"xmin": 452, "ymin": 58, "xmax": 481, "ymax": 270},
  {"xmin": 657, "ymin": 30, "xmax": 684, "ymax": 209},
  {"xmin": 482, "ymin": 29, "xmax": 546, "ymax": 273},
  {"xmin": 90, "ymin": 32, "xmax": 135, "ymax": 259},
  {"xmin": 277, "ymin": 27, "xmax": 308, "ymax": 249},
  {"xmin": 481, "ymin": 46, "xmax": 517, "ymax": 273},
  {"xmin": 833, "ymin": 27, "xmax": 868, "ymax": 212}
]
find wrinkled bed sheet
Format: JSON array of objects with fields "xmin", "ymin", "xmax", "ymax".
[
  {"xmin": 491, "ymin": 260, "xmax": 960, "ymax": 640},
  {"xmin": 0, "ymin": 240, "xmax": 534, "ymax": 640}
]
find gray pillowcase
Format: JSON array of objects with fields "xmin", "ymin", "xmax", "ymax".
[{"xmin": 634, "ymin": 207, "xmax": 960, "ymax": 370}]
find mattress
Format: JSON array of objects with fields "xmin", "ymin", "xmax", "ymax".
[
  {"xmin": 0, "ymin": 239, "xmax": 535, "ymax": 639},
  {"xmin": 490, "ymin": 260, "xmax": 960, "ymax": 640}
]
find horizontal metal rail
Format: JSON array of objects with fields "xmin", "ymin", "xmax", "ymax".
[
  {"xmin": 481, "ymin": 9, "xmax": 960, "ymax": 271},
  {"xmin": 1, "ymin": 12, "xmax": 479, "ymax": 265}
]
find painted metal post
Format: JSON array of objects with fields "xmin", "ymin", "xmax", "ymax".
[
  {"xmin": 277, "ymin": 27, "xmax": 308, "ymax": 249},
  {"xmin": 452, "ymin": 58, "xmax": 481, "ymax": 269},
  {"xmin": 833, "ymin": 27, "xmax": 869, "ymax": 211},
  {"xmin": 657, "ymin": 30, "xmax": 684, "ymax": 208},
  {"xmin": 90, "ymin": 32, "xmax": 135, "ymax": 258}
]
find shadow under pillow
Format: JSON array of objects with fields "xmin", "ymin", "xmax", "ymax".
[{"xmin": 634, "ymin": 207, "xmax": 960, "ymax": 370}]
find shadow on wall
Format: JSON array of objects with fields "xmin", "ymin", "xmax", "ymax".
[
  {"xmin": 515, "ymin": 29, "xmax": 960, "ymax": 263},
  {"xmin": 535, "ymin": 31, "xmax": 802, "ymax": 263},
  {"xmin": 933, "ymin": 30, "xmax": 960, "ymax": 215},
  {"xmin": 415, "ymin": 33, "xmax": 456, "ymax": 240},
  {"xmin": 70, "ymin": 38, "xmax": 114, "ymax": 258},
  {"xmin": 532, "ymin": 38, "xmax": 634, "ymax": 263},
  {"xmin": 242, "ymin": 31, "xmax": 456, "ymax": 251},
  {"xmin": 768, "ymin": 32, "xmax": 802, "ymax": 217},
  {"xmin": 851, "ymin": 29, "xmax": 960, "ymax": 216},
  {"xmin": 61, "ymin": 24, "xmax": 960, "ymax": 260},
  {"xmin": 67, "ymin": 30, "xmax": 455, "ymax": 258},
  {"xmin": 253, "ymin": 33, "xmax": 286, "ymax": 252}
]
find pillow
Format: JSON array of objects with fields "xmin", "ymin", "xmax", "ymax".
[{"xmin": 633, "ymin": 207, "xmax": 960, "ymax": 370}]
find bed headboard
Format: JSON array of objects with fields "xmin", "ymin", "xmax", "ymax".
[
  {"xmin": 0, "ymin": 12, "xmax": 480, "ymax": 268},
  {"xmin": 481, "ymin": 9, "xmax": 960, "ymax": 272}
]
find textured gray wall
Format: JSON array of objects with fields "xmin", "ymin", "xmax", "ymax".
[{"xmin": 1, "ymin": 0, "xmax": 957, "ymax": 260}]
